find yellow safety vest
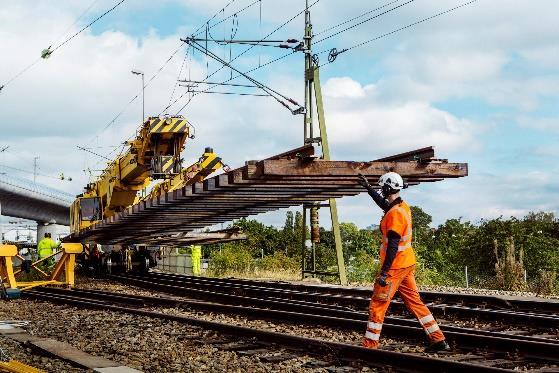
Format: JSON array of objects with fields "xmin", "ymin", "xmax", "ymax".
[{"xmin": 37, "ymin": 238, "xmax": 57, "ymax": 258}]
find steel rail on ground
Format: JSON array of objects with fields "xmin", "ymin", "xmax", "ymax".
[
  {"xmin": 109, "ymin": 272, "xmax": 559, "ymax": 328},
  {"xmin": 23, "ymin": 288, "xmax": 526, "ymax": 372},
  {"xmin": 138, "ymin": 271, "xmax": 559, "ymax": 314},
  {"xmin": 28, "ymin": 286, "xmax": 559, "ymax": 362}
]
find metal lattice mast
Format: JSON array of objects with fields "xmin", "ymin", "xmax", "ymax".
[{"xmin": 301, "ymin": 0, "xmax": 348, "ymax": 285}]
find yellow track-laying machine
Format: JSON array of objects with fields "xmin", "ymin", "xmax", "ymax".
[{"xmin": 1, "ymin": 116, "xmax": 225, "ymax": 296}]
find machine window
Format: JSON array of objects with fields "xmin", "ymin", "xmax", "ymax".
[{"xmin": 81, "ymin": 198, "xmax": 101, "ymax": 221}]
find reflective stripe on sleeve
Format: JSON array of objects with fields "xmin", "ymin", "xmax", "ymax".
[
  {"xmin": 397, "ymin": 244, "xmax": 411, "ymax": 252},
  {"xmin": 419, "ymin": 314, "xmax": 435, "ymax": 325},
  {"xmin": 367, "ymin": 322, "xmax": 383, "ymax": 330},
  {"xmin": 425, "ymin": 323, "xmax": 440, "ymax": 335},
  {"xmin": 364, "ymin": 331, "xmax": 380, "ymax": 341}
]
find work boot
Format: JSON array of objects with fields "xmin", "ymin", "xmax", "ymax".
[{"xmin": 426, "ymin": 340, "xmax": 450, "ymax": 352}]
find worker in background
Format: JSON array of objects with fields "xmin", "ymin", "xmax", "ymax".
[
  {"xmin": 358, "ymin": 172, "xmax": 450, "ymax": 352},
  {"xmin": 191, "ymin": 245, "xmax": 202, "ymax": 276},
  {"xmin": 37, "ymin": 233, "xmax": 58, "ymax": 269}
]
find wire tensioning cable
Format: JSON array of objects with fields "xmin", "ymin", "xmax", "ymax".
[
  {"xmin": 315, "ymin": 0, "xmax": 415, "ymax": 44},
  {"xmin": 167, "ymin": 0, "xmax": 321, "ymax": 115},
  {"xmin": 166, "ymin": 48, "xmax": 191, "ymax": 111},
  {"xmin": 188, "ymin": 38, "xmax": 300, "ymax": 49},
  {"xmin": 314, "ymin": 0, "xmax": 401, "ymax": 37},
  {"xmin": 191, "ymin": 0, "xmax": 241, "ymax": 37},
  {"xmin": 187, "ymin": 90, "xmax": 270, "ymax": 97},
  {"xmin": 1, "ymin": 0, "xmax": 126, "ymax": 92},
  {"xmin": 51, "ymin": 0, "xmax": 127, "ymax": 54},
  {"xmin": 95, "ymin": 0, "xmax": 257, "ymax": 142},
  {"xmin": 50, "ymin": 0, "xmax": 102, "ymax": 48},
  {"xmin": 186, "ymin": 40, "xmax": 302, "ymax": 112},
  {"xmin": 179, "ymin": 80, "xmax": 261, "ymax": 88},
  {"xmin": 84, "ymin": 0, "xmax": 255, "ymax": 172},
  {"xmin": 172, "ymin": 50, "xmax": 297, "ymax": 115},
  {"xmin": 317, "ymin": 0, "xmax": 479, "ymax": 67},
  {"xmin": 95, "ymin": 41, "xmax": 187, "ymax": 139},
  {"xmin": 0, "ymin": 163, "xmax": 69, "ymax": 180}
]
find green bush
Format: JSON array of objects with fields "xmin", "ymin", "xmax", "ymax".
[
  {"xmin": 530, "ymin": 270, "xmax": 558, "ymax": 296},
  {"xmin": 208, "ymin": 246, "xmax": 254, "ymax": 276},
  {"xmin": 414, "ymin": 264, "xmax": 448, "ymax": 286},
  {"xmin": 348, "ymin": 248, "xmax": 379, "ymax": 284},
  {"xmin": 258, "ymin": 251, "xmax": 300, "ymax": 272}
]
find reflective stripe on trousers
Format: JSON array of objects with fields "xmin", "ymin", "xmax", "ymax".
[
  {"xmin": 363, "ymin": 266, "xmax": 445, "ymax": 349},
  {"xmin": 364, "ymin": 330, "xmax": 380, "ymax": 341},
  {"xmin": 418, "ymin": 313, "xmax": 441, "ymax": 335}
]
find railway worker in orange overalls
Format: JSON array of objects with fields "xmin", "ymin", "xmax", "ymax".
[{"xmin": 358, "ymin": 172, "xmax": 450, "ymax": 352}]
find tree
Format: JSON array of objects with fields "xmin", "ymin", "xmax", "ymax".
[
  {"xmin": 410, "ymin": 206, "xmax": 432, "ymax": 230},
  {"xmin": 283, "ymin": 211, "xmax": 294, "ymax": 232}
]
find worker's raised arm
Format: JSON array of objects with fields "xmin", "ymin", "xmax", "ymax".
[{"xmin": 358, "ymin": 174, "xmax": 390, "ymax": 211}]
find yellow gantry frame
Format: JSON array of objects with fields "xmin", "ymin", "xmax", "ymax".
[{"xmin": 0, "ymin": 243, "xmax": 83, "ymax": 292}]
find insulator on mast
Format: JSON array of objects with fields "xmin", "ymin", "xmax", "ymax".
[{"xmin": 310, "ymin": 206, "xmax": 320, "ymax": 243}]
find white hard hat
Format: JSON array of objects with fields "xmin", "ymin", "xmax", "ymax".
[{"xmin": 378, "ymin": 172, "xmax": 405, "ymax": 191}]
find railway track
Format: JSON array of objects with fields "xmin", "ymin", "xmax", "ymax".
[
  {"xmin": 24, "ymin": 284, "xmax": 559, "ymax": 372},
  {"xmin": 109, "ymin": 272, "xmax": 559, "ymax": 330}
]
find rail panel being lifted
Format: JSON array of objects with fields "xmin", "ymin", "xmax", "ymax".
[{"xmin": 64, "ymin": 145, "xmax": 467, "ymax": 246}]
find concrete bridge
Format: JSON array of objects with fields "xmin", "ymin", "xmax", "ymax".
[{"xmin": 0, "ymin": 166, "xmax": 73, "ymax": 240}]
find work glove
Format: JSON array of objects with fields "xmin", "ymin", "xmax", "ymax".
[
  {"xmin": 376, "ymin": 272, "xmax": 388, "ymax": 287},
  {"xmin": 357, "ymin": 173, "xmax": 370, "ymax": 188}
]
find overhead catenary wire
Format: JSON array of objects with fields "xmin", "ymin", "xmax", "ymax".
[
  {"xmin": 167, "ymin": 0, "xmax": 321, "ymax": 115},
  {"xmin": 51, "ymin": 0, "xmax": 127, "ymax": 54},
  {"xmin": 0, "ymin": 163, "xmax": 69, "ymax": 180},
  {"xmin": 172, "ymin": 0, "xmax": 321, "ymax": 114},
  {"xmin": 84, "ymin": 0, "xmax": 254, "ymax": 176},
  {"xmin": 94, "ymin": 0, "xmax": 258, "ymax": 145},
  {"xmin": 50, "ymin": 0, "xmax": 102, "ymax": 48},
  {"xmin": 188, "ymin": 38, "xmax": 300, "ymax": 49},
  {"xmin": 0, "ymin": 0, "xmax": 126, "ymax": 92},
  {"xmin": 94, "ymin": 41, "xmax": 187, "ymax": 140},
  {"xmin": 317, "ymin": 0, "xmax": 479, "ymax": 67},
  {"xmin": 172, "ymin": 50, "xmax": 297, "ymax": 115},
  {"xmin": 314, "ymin": 0, "xmax": 401, "ymax": 37},
  {"xmin": 315, "ymin": 0, "xmax": 416, "ymax": 44},
  {"xmin": 186, "ymin": 40, "xmax": 300, "ymax": 111},
  {"xmin": 192, "ymin": 0, "xmax": 261, "ymax": 39},
  {"xmin": 76, "ymin": 146, "xmax": 113, "ymax": 161},
  {"xmin": 186, "ymin": 90, "xmax": 270, "ymax": 97},
  {"xmin": 191, "ymin": 0, "xmax": 242, "ymax": 37},
  {"xmin": 179, "ymin": 80, "xmax": 261, "ymax": 88},
  {"xmin": 166, "ymin": 48, "xmax": 191, "ymax": 113}
]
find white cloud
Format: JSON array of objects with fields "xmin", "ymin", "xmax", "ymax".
[
  {"xmin": 1, "ymin": 0, "xmax": 559, "ymax": 229},
  {"xmin": 322, "ymin": 77, "xmax": 480, "ymax": 159},
  {"xmin": 517, "ymin": 116, "xmax": 559, "ymax": 133},
  {"xmin": 323, "ymin": 77, "xmax": 368, "ymax": 98}
]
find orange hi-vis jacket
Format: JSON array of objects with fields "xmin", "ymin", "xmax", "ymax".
[{"xmin": 379, "ymin": 200, "xmax": 416, "ymax": 269}]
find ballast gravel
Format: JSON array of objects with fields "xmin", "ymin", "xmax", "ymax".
[{"xmin": 0, "ymin": 299, "xmax": 374, "ymax": 373}]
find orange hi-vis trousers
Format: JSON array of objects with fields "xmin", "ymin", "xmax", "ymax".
[{"xmin": 363, "ymin": 265, "xmax": 445, "ymax": 348}]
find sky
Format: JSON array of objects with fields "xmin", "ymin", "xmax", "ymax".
[{"xmin": 0, "ymin": 0, "xmax": 558, "ymax": 229}]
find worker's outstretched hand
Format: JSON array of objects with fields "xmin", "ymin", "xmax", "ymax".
[
  {"xmin": 357, "ymin": 174, "xmax": 370, "ymax": 188},
  {"xmin": 376, "ymin": 272, "xmax": 388, "ymax": 287}
]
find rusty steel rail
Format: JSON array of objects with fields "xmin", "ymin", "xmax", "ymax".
[
  {"xmin": 159, "ymin": 272, "xmax": 559, "ymax": 314},
  {"xmin": 24, "ymin": 289, "xmax": 515, "ymax": 372},
  {"xmin": 65, "ymin": 145, "xmax": 467, "ymax": 245},
  {"xmin": 31, "ymin": 286, "xmax": 559, "ymax": 360},
  {"xmin": 112, "ymin": 272, "xmax": 559, "ymax": 328}
]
